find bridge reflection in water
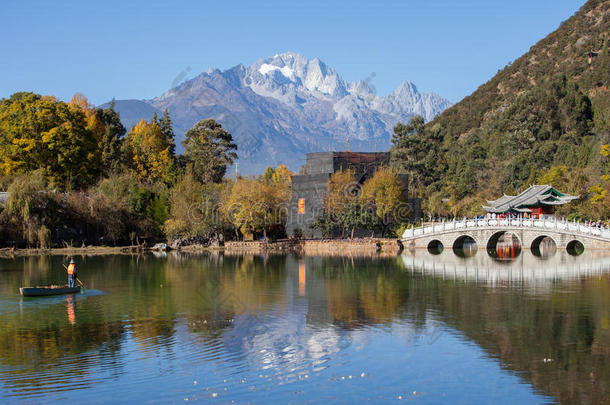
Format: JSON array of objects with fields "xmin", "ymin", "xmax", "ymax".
[
  {"xmin": 489, "ymin": 232, "xmax": 521, "ymax": 260},
  {"xmin": 402, "ymin": 249, "xmax": 610, "ymax": 286}
]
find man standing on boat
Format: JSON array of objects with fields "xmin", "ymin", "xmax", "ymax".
[{"xmin": 64, "ymin": 259, "xmax": 78, "ymax": 288}]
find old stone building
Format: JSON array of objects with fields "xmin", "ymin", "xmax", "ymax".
[{"xmin": 286, "ymin": 151, "xmax": 421, "ymax": 237}]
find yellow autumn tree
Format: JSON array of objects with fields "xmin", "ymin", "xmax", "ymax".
[
  {"xmin": 69, "ymin": 93, "xmax": 105, "ymax": 141},
  {"xmin": 537, "ymin": 165, "xmax": 571, "ymax": 191},
  {"xmin": 221, "ymin": 175, "xmax": 290, "ymax": 240},
  {"xmin": 325, "ymin": 169, "xmax": 357, "ymax": 215},
  {"xmin": 271, "ymin": 164, "xmax": 291, "ymax": 184},
  {"xmin": 0, "ymin": 92, "xmax": 101, "ymax": 189},
  {"xmin": 360, "ymin": 166, "xmax": 408, "ymax": 233},
  {"xmin": 125, "ymin": 119, "xmax": 175, "ymax": 184},
  {"xmin": 360, "ymin": 167, "xmax": 406, "ymax": 218},
  {"xmin": 271, "ymin": 164, "xmax": 292, "ymax": 202}
]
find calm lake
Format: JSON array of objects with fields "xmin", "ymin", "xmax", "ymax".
[{"xmin": 0, "ymin": 250, "xmax": 609, "ymax": 404}]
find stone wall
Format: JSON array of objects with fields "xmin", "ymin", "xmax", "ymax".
[
  {"xmin": 224, "ymin": 238, "xmax": 403, "ymax": 257},
  {"xmin": 287, "ymin": 151, "xmax": 419, "ymax": 237},
  {"xmin": 286, "ymin": 173, "xmax": 330, "ymax": 237}
]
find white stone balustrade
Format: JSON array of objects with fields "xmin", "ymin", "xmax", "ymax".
[{"xmin": 403, "ymin": 217, "xmax": 610, "ymax": 241}]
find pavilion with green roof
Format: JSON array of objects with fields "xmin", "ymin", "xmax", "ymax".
[{"xmin": 482, "ymin": 185, "xmax": 579, "ymax": 218}]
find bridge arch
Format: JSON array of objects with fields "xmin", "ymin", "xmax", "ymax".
[
  {"xmin": 486, "ymin": 231, "xmax": 522, "ymax": 258},
  {"xmin": 566, "ymin": 239, "xmax": 585, "ymax": 256},
  {"xmin": 452, "ymin": 235, "xmax": 478, "ymax": 257},
  {"xmin": 427, "ymin": 240, "xmax": 444, "ymax": 255},
  {"xmin": 531, "ymin": 235, "xmax": 558, "ymax": 257}
]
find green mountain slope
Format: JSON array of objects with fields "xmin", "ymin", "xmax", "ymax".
[{"xmin": 392, "ymin": 0, "xmax": 609, "ymax": 219}]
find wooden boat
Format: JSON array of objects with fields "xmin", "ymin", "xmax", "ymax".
[{"xmin": 20, "ymin": 285, "xmax": 81, "ymax": 297}]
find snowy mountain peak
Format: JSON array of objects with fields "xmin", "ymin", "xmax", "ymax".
[
  {"xmin": 258, "ymin": 63, "xmax": 297, "ymax": 80},
  {"xmin": 247, "ymin": 52, "xmax": 348, "ymax": 98},
  {"xmin": 348, "ymin": 80, "xmax": 376, "ymax": 97},
  {"xmin": 107, "ymin": 53, "xmax": 452, "ymax": 174},
  {"xmin": 394, "ymin": 80, "xmax": 419, "ymax": 97}
]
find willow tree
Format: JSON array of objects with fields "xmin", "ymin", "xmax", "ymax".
[{"xmin": 5, "ymin": 171, "xmax": 55, "ymax": 247}]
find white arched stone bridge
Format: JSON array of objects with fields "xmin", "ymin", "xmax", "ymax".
[{"xmin": 402, "ymin": 218, "xmax": 610, "ymax": 252}]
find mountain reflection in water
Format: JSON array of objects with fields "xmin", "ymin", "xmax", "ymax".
[{"xmin": 0, "ymin": 252, "xmax": 608, "ymax": 403}]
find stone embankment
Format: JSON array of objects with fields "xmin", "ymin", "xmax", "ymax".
[
  {"xmin": 0, "ymin": 245, "xmax": 143, "ymax": 257},
  {"xmin": 224, "ymin": 238, "xmax": 403, "ymax": 257}
]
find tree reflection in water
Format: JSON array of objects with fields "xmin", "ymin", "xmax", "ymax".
[{"xmin": 0, "ymin": 252, "xmax": 607, "ymax": 403}]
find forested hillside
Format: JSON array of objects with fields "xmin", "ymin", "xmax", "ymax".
[{"xmin": 392, "ymin": 0, "xmax": 610, "ymax": 220}]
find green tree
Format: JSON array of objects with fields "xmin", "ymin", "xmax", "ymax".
[
  {"xmin": 337, "ymin": 200, "xmax": 365, "ymax": 239},
  {"xmin": 96, "ymin": 101, "xmax": 126, "ymax": 175},
  {"xmin": 183, "ymin": 119, "xmax": 238, "ymax": 184},
  {"xmin": 310, "ymin": 212, "xmax": 339, "ymax": 238},
  {"xmin": 587, "ymin": 145, "xmax": 610, "ymax": 221},
  {"xmin": 159, "ymin": 108, "xmax": 176, "ymax": 157},
  {"xmin": 391, "ymin": 115, "xmax": 442, "ymax": 190},
  {"xmin": 163, "ymin": 167, "xmax": 223, "ymax": 242},
  {"xmin": 262, "ymin": 166, "xmax": 274, "ymax": 184}
]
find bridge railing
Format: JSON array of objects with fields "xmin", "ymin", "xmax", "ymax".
[{"xmin": 402, "ymin": 217, "xmax": 610, "ymax": 240}]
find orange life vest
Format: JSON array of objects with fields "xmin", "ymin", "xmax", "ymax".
[{"xmin": 67, "ymin": 263, "xmax": 76, "ymax": 275}]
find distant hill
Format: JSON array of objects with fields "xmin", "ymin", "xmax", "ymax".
[
  {"xmin": 104, "ymin": 52, "xmax": 452, "ymax": 174},
  {"xmin": 392, "ymin": 0, "xmax": 609, "ymax": 218}
]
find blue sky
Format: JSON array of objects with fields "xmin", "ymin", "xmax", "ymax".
[{"xmin": 0, "ymin": 0, "xmax": 586, "ymax": 105}]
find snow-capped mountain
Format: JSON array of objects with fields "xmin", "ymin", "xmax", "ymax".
[{"xmin": 106, "ymin": 52, "xmax": 452, "ymax": 174}]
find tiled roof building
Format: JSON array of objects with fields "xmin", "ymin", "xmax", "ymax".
[{"xmin": 482, "ymin": 185, "xmax": 579, "ymax": 217}]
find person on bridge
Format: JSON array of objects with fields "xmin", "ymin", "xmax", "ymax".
[{"xmin": 63, "ymin": 259, "xmax": 78, "ymax": 288}]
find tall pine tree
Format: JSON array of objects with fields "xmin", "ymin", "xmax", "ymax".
[
  {"xmin": 97, "ymin": 100, "xmax": 126, "ymax": 175},
  {"xmin": 183, "ymin": 119, "xmax": 237, "ymax": 183},
  {"xmin": 159, "ymin": 108, "xmax": 176, "ymax": 157}
]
